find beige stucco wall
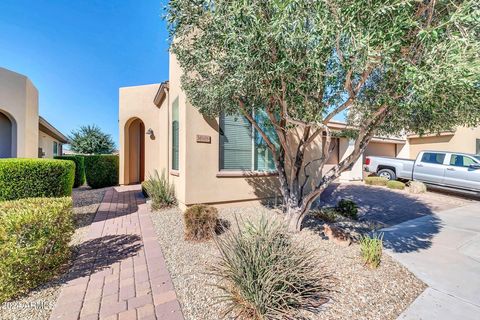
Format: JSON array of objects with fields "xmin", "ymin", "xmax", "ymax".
[
  {"xmin": 0, "ymin": 67, "xmax": 39, "ymax": 158},
  {"xmin": 408, "ymin": 126, "xmax": 480, "ymax": 159},
  {"xmin": 119, "ymin": 84, "xmax": 169, "ymax": 185},
  {"xmin": 38, "ymin": 130, "xmax": 62, "ymax": 158}
]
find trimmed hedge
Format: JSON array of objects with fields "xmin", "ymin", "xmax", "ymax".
[
  {"xmin": 84, "ymin": 155, "xmax": 119, "ymax": 189},
  {"xmin": 54, "ymin": 155, "xmax": 86, "ymax": 188},
  {"xmin": 364, "ymin": 176, "xmax": 389, "ymax": 186},
  {"xmin": 387, "ymin": 180, "xmax": 406, "ymax": 190},
  {"xmin": 0, "ymin": 197, "xmax": 74, "ymax": 302},
  {"xmin": 0, "ymin": 159, "xmax": 75, "ymax": 201}
]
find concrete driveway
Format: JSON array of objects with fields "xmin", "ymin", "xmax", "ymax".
[{"xmin": 382, "ymin": 203, "xmax": 480, "ymax": 320}]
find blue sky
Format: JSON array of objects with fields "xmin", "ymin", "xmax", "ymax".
[{"xmin": 0, "ymin": 0, "xmax": 170, "ymax": 147}]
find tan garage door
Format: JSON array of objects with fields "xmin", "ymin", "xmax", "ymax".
[{"xmin": 365, "ymin": 142, "xmax": 396, "ymax": 158}]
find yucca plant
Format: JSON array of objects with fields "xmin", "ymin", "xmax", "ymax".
[
  {"xmin": 359, "ymin": 233, "xmax": 384, "ymax": 269},
  {"xmin": 212, "ymin": 216, "xmax": 331, "ymax": 319},
  {"xmin": 142, "ymin": 170, "xmax": 176, "ymax": 210}
]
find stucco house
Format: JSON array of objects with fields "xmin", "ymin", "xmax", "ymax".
[
  {"xmin": 0, "ymin": 67, "xmax": 68, "ymax": 159},
  {"xmin": 407, "ymin": 127, "xmax": 480, "ymax": 159},
  {"xmin": 119, "ymin": 53, "xmax": 407, "ymax": 209}
]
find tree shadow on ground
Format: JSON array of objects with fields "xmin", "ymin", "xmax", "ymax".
[{"xmin": 64, "ymin": 234, "xmax": 142, "ymax": 282}]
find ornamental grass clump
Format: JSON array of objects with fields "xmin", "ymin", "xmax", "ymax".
[
  {"xmin": 212, "ymin": 216, "xmax": 331, "ymax": 319},
  {"xmin": 360, "ymin": 233, "xmax": 384, "ymax": 269},
  {"xmin": 184, "ymin": 204, "xmax": 219, "ymax": 241},
  {"xmin": 143, "ymin": 170, "xmax": 176, "ymax": 210}
]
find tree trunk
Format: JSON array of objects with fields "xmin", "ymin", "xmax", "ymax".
[{"xmin": 285, "ymin": 204, "xmax": 308, "ymax": 232}]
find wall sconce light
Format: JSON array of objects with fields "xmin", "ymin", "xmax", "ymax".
[{"xmin": 146, "ymin": 128, "xmax": 154, "ymax": 136}]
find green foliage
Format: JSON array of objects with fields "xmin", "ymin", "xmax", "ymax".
[
  {"xmin": 359, "ymin": 233, "xmax": 384, "ymax": 269},
  {"xmin": 365, "ymin": 176, "xmax": 389, "ymax": 186},
  {"xmin": 212, "ymin": 216, "xmax": 330, "ymax": 319},
  {"xmin": 84, "ymin": 155, "xmax": 119, "ymax": 189},
  {"xmin": 167, "ymin": 0, "xmax": 480, "ymax": 230},
  {"xmin": 409, "ymin": 180, "xmax": 427, "ymax": 194},
  {"xmin": 143, "ymin": 170, "xmax": 176, "ymax": 210},
  {"xmin": 69, "ymin": 124, "xmax": 116, "ymax": 155},
  {"xmin": 312, "ymin": 208, "xmax": 338, "ymax": 223},
  {"xmin": 184, "ymin": 204, "xmax": 218, "ymax": 241},
  {"xmin": 0, "ymin": 159, "xmax": 74, "ymax": 201},
  {"xmin": 386, "ymin": 180, "xmax": 406, "ymax": 190},
  {"xmin": 336, "ymin": 199, "xmax": 359, "ymax": 220},
  {"xmin": 0, "ymin": 197, "xmax": 74, "ymax": 302},
  {"xmin": 54, "ymin": 155, "xmax": 86, "ymax": 188}
]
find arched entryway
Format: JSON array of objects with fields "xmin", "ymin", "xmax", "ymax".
[
  {"xmin": 0, "ymin": 110, "xmax": 16, "ymax": 158},
  {"xmin": 125, "ymin": 118, "xmax": 145, "ymax": 184}
]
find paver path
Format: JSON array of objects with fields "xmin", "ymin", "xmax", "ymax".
[{"xmin": 50, "ymin": 185, "xmax": 184, "ymax": 320}]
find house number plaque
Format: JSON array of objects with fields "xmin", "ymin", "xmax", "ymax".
[{"xmin": 196, "ymin": 134, "xmax": 211, "ymax": 143}]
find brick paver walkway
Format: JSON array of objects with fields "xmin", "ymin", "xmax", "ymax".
[{"xmin": 50, "ymin": 185, "xmax": 184, "ymax": 320}]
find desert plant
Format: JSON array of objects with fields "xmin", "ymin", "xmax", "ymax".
[
  {"xmin": 69, "ymin": 124, "xmax": 116, "ymax": 154},
  {"xmin": 386, "ymin": 180, "xmax": 406, "ymax": 190},
  {"xmin": 0, "ymin": 159, "xmax": 75, "ymax": 201},
  {"xmin": 409, "ymin": 181, "xmax": 427, "ymax": 194},
  {"xmin": 364, "ymin": 176, "xmax": 389, "ymax": 186},
  {"xmin": 54, "ymin": 155, "xmax": 86, "ymax": 188},
  {"xmin": 0, "ymin": 197, "xmax": 74, "ymax": 302},
  {"xmin": 359, "ymin": 233, "xmax": 384, "ymax": 269},
  {"xmin": 336, "ymin": 199, "xmax": 358, "ymax": 220},
  {"xmin": 212, "ymin": 216, "xmax": 330, "ymax": 319},
  {"xmin": 312, "ymin": 208, "xmax": 338, "ymax": 223},
  {"xmin": 142, "ymin": 170, "xmax": 176, "ymax": 210},
  {"xmin": 184, "ymin": 204, "xmax": 218, "ymax": 241},
  {"xmin": 84, "ymin": 155, "xmax": 119, "ymax": 189}
]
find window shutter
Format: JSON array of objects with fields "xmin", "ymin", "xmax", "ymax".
[
  {"xmin": 172, "ymin": 97, "xmax": 179, "ymax": 170},
  {"xmin": 220, "ymin": 115, "xmax": 252, "ymax": 170}
]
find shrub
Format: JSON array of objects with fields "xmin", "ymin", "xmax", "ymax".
[
  {"xmin": 54, "ymin": 155, "xmax": 85, "ymax": 188},
  {"xmin": 0, "ymin": 159, "xmax": 75, "ymax": 201},
  {"xmin": 386, "ymin": 180, "xmax": 406, "ymax": 190},
  {"xmin": 142, "ymin": 170, "xmax": 176, "ymax": 210},
  {"xmin": 84, "ymin": 155, "xmax": 119, "ymax": 189},
  {"xmin": 364, "ymin": 176, "xmax": 388, "ymax": 186},
  {"xmin": 409, "ymin": 181, "xmax": 427, "ymax": 194},
  {"xmin": 336, "ymin": 199, "xmax": 358, "ymax": 220},
  {"xmin": 0, "ymin": 197, "xmax": 74, "ymax": 302},
  {"xmin": 212, "ymin": 216, "xmax": 330, "ymax": 319},
  {"xmin": 184, "ymin": 204, "xmax": 218, "ymax": 241},
  {"xmin": 312, "ymin": 208, "xmax": 338, "ymax": 223},
  {"xmin": 359, "ymin": 233, "xmax": 384, "ymax": 269}
]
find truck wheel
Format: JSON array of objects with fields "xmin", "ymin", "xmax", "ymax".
[{"xmin": 378, "ymin": 169, "xmax": 396, "ymax": 180}]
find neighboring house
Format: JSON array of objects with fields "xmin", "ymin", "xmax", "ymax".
[
  {"xmin": 0, "ymin": 67, "xmax": 68, "ymax": 159},
  {"xmin": 119, "ymin": 53, "xmax": 406, "ymax": 209},
  {"xmin": 407, "ymin": 127, "xmax": 480, "ymax": 159}
]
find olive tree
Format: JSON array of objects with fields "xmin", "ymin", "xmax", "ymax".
[{"xmin": 167, "ymin": 0, "xmax": 480, "ymax": 231}]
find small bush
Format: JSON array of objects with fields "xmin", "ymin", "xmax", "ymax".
[
  {"xmin": 364, "ymin": 176, "xmax": 388, "ymax": 186},
  {"xmin": 0, "ymin": 197, "xmax": 74, "ymax": 302},
  {"xmin": 312, "ymin": 208, "xmax": 338, "ymax": 223},
  {"xmin": 142, "ymin": 170, "xmax": 176, "ymax": 210},
  {"xmin": 386, "ymin": 180, "xmax": 406, "ymax": 190},
  {"xmin": 184, "ymin": 204, "xmax": 218, "ymax": 241},
  {"xmin": 212, "ymin": 216, "xmax": 330, "ymax": 319},
  {"xmin": 84, "ymin": 155, "xmax": 119, "ymax": 189},
  {"xmin": 0, "ymin": 159, "xmax": 75, "ymax": 201},
  {"xmin": 359, "ymin": 233, "xmax": 384, "ymax": 269},
  {"xmin": 409, "ymin": 181, "xmax": 427, "ymax": 194},
  {"xmin": 54, "ymin": 155, "xmax": 85, "ymax": 188},
  {"xmin": 336, "ymin": 199, "xmax": 358, "ymax": 220}
]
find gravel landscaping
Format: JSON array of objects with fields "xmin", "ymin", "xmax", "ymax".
[
  {"xmin": 0, "ymin": 187, "xmax": 107, "ymax": 320},
  {"xmin": 151, "ymin": 205, "xmax": 426, "ymax": 320}
]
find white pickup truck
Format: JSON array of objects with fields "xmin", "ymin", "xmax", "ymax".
[{"xmin": 364, "ymin": 151, "xmax": 480, "ymax": 193}]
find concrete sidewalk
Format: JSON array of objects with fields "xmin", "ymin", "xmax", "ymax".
[{"xmin": 381, "ymin": 203, "xmax": 480, "ymax": 320}]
